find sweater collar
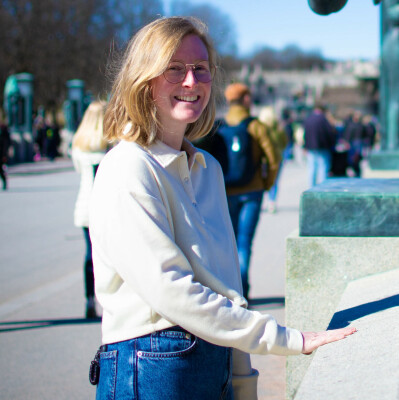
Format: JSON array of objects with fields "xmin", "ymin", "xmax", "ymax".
[{"xmin": 147, "ymin": 138, "xmax": 207, "ymax": 170}]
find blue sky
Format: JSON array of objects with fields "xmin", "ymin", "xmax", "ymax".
[{"xmin": 166, "ymin": 0, "xmax": 381, "ymax": 60}]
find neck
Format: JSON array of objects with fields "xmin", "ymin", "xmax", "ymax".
[
  {"xmin": 157, "ymin": 128, "xmax": 184, "ymax": 150},
  {"xmin": 157, "ymin": 126, "xmax": 186, "ymax": 150}
]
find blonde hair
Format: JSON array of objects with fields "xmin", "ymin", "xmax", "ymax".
[
  {"xmin": 104, "ymin": 16, "xmax": 219, "ymax": 146},
  {"xmin": 72, "ymin": 101, "xmax": 108, "ymax": 152}
]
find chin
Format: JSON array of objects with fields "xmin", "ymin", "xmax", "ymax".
[{"xmin": 176, "ymin": 111, "xmax": 203, "ymax": 124}]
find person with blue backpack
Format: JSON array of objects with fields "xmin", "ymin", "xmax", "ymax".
[{"xmin": 221, "ymin": 83, "xmax": 281, "ymax": 299}]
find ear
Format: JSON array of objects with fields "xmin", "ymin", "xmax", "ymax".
[{"xmin": 146, "ymin": 82, "xmax": 154, "ymax": 100}]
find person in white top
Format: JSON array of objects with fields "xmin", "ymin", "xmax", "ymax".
[
  {"xmin": 89, "ymin": 16, "xmax": 356, "ymax": 399},
  {"xmin": 71, "ymin": 101, "xmax": 108, "ymax": 319}
]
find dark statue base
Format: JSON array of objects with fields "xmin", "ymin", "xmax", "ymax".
[{"xmin": 299, "ymin": 178, "xmax": 399, "ymax": 236}]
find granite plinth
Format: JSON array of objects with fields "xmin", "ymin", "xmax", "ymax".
[
  {"xmin": 299, "ymin": 178, "xmax": 399, "ymax": 236},
  {"xmin": 368, "ymin": 150, "xmax": 399, "ymax": 170},
  {"xmin": 294, "ymin": 269, "xmax": 399, "ymax": 400},
  {"xmin": 285, "ymin": 231, "xmax": 399, "ymax": 400}
]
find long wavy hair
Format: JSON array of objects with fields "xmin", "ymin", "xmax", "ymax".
[
  {"xmin": 104, "ymin": 16, "xmax": 220, "ymax": 146},
  {"xmin": 72, "ymin": 101, "xmax": 108, "ymax": 152}
]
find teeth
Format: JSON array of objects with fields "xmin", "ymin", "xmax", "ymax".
[{"xmin": 176, "ymin": 95, "xmax": 198, "ymax": 102}]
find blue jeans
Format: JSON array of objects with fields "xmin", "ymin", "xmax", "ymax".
[
  {"xmin": 268, "ymin": 161, "xmax": 283, "ymax": 202},
  {"xmin": 227, "ymin": 190, "xmax": 264, "ymax": 298},
  {"xmin": 96, "ymin": 327, "xmax": 233, "ymax": 400},
  {"xmin": 307, "ymin": 149, "xmax": 331, "ymax": 187}
]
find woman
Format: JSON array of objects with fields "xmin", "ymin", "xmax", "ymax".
[
  {"xmin": 72, "ymin": 101, "xmax": 108, "ymax": 318},
  {"xmin": 89, "ymin": 17, "xmax": 355, "ymax": 399}
]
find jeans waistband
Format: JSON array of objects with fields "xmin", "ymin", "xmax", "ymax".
[{"xmin": 163, "ymin": 325, "xmax": 189, "ymax": 334}]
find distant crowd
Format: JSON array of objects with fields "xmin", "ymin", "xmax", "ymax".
[
  {"xmin": 0, "ymin": 99, "xmax": 379, "ymax": 194},
  {"xmin": 300, "ymin": 103, "xmax": 377, "ymax": 186}
]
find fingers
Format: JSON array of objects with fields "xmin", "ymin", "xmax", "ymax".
[
  {"xmin": 326, "ymin": 327, "xmax": 357, "ymax": 343},
  {"xmin": 301, "ymin": 327, "xmax": 357, "ymax": 354}
]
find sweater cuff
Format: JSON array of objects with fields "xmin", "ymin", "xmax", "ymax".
[
  {"xmin": 284, "ymin": 326, "xmax": 304, "ymax": 355},
  {"xmin": 232, "ymin": 368, "xmax": 259, "ymax": 400}
]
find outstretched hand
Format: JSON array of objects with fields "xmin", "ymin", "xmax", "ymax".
[{"xmin": 302, "ymin": 327, "xmax": 357, "ymax": 355}]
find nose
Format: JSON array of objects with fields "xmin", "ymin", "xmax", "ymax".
[{"xmin": 182, "ymin": 67, "xmax": 198, "ymax": 87}]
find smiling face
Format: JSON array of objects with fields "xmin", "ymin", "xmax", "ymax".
[{"xmin": 151, "ymin": 34, "xmax": 212, "ymax": 146}]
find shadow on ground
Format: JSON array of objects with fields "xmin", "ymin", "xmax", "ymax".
[
  {"xmin": 248, "ymin": 296, "xmax": 285, "ymax": 311},
  {"xmin": 0, "ymin": 317, "xmax": 101, "ymax": 333},
  {"xmin": 328, "ymin": 294, "xmax": 399, "ymax": 329}
]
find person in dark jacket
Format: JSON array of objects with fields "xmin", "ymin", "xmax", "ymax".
[
  {"xmin": 304, "ymin": 102, "xmax": 336, "ymax": 187},
  {"xmin": 0, "ymin": 115, "xmax": 11, "ymax": 190},
  {"xmin": 44, "ymin": 114, "xmax": 61, "ymax": 161},
  {"xmin": 223, "ymin": 83, "xmax": 280, "ymax": 299},
  {"xmin": 362, "ymin": 115, "xmax": 377, "ymax": 157},
  {"xmin": 343, "ymin": 111, "xmax": 367, "ymax": 177}
]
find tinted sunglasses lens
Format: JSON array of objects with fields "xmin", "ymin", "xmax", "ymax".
[
  {"xmin": 194, "ymin": 70, "xmax": 212, "ymax": 83},
  {"xmin": 194, "ymin": 63, "xmax": 214, "ymax": 83},
  {"xmin": 164, "ymin": 63, "xmax": 185, "ymax": 83},
  {"xmin": 163, "ymin": 62, "xmax": 214, "ymax": 83}
]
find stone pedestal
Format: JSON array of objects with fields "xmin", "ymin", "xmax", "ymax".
[
  {"xmin": 294, "ymin": 268, "xmax": 399, "ymax": 400},
  {"xmin": 300, "ymin": 178, "xmax": 399, "ymax": 236},
  {"xmin": 286, "ymin": 178, "xmax": 399, "ymax": 399}
]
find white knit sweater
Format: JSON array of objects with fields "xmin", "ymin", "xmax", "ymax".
[{"xmin": 89, "ymin": 138, "xmax": 303, "ymax": 356}]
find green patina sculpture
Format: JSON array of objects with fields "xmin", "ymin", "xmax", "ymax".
[
  {"xmin": 308, "ymin": 0, "xmax": 399, "ymax": 160},
  {"xmin": 380, "ymin": 0, "xmax": 399, "ymax": 150},
  {"xmin": 308, "ymin": 0, "xmax": 381, "ymax": 15}
]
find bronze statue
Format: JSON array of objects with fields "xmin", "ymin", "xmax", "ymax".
[
  {"xmin": 308, "ymin": 0, "xmax": 381, "ymax": 15},
  {"xmin": 380, "ymin": 0, "xmax": 399, "ymax": 150}
]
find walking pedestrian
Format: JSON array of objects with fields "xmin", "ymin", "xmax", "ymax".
[
  {"xmin": 304, "ymin": 102, "xmax": 336, "ymax": 187},
  {"xmin": 282, "ymin": 108, "xmax": 294, "ymax": 160},
  {"xmin": 362, "ymin": 114, "xmax": 377, "ymax": 157},
  {"xmin": 71, "ymin": 101, "xmax": 108, "ymax": 319},
  {"xmin": 258, "ymin": 105, "xmax": 288, "ymax": 214},
  {"xmin": 44, "ymin": 113, "xmax": 61, "ymax": 161},
  {"xmin": 33, "ymin": 115, "xmax": 46, "ymax": 160},
  {"xmin": 221, "ymin": 84, "xmax": 280, "ymax": 299},
  {"xmin": 343, "ymin": 111, "xmax": 367, "ymax": 177},
  {"xmin": 0, "ymin": 112, "xmax": 10, "ymax": 190},
  {"xmin": 89, "ymin": 17, "xmax": 356, "ymax": 400}
]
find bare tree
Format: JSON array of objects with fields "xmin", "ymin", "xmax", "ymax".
[
  {"xmin": 106, "ymin": 0, "xmax": 163, "ymax": 44},
  {"xmin": 250, "ymin": 44, "xmax": 326, "ymax": 70},
  {"xmin": 0, "ymin": 0, "xmax": 164, "ymax": 111},
  {"xmin": 170, "ymin": 0, "xmax": 238, "ymax": 57}
]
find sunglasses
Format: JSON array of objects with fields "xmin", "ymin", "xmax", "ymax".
[{"xmin": 163, "ymin": 61, "xmax": 215, "ymax": 84}]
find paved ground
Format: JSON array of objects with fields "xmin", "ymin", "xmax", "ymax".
[
  {"xmin": 0, "ymin": 154, "xmax": 308, "ymax": 400},
  {"xmin": 250, "ymin": 156, "xmax": 308, "ymax": 400}
]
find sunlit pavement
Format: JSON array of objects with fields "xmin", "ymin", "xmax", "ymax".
[{"xmin": 249, "ymin": 156, "xmax": 308, "ymax": 400}]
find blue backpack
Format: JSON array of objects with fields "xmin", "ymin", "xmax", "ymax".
[{"xmin": 218, "ymin": 117, "xmax": 256, "ymax": 186}]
